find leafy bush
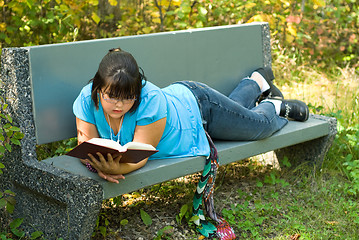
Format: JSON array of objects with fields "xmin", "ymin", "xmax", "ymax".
[
  {"xmin": 330, "ymin": 114, "xmax": 359, "ymax": 196},
  {"xmin": 2, "ymin": 0, "xmax": 116, "ymax": 46},
  {"xmin": 112, "ymin": 0, "xmax": 359, "ymax": 71},
  {"xmin": 36, "ymin": 137, "xmax": 77, "ymax": 161},
  {"xmin": 0, "ymin": 80, "xmax": 27, "ymax": 238},
  {"xmin": 0, "ymin": 82, "xmax": 24, "ymax": 214},
  {"xmin": 1, "ymin": 0, "xmax": 358, "ymax": 72},
  {"xmin": 283, "ymin": 0, "xmax": 359, "ymax": 71}
]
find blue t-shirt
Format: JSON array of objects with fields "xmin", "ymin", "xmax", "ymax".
[{"xmin": 73, "ymin": 81, "xmax": 210, "ymax": 159}]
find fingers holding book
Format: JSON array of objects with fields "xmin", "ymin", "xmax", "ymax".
[
  {"xmin": 106, "ymin": 152, "xmax": 123, "ymax": 165},
  {"xmin": 79, "ymin": 149, "xmax": 148, "ymax": 179},
  {"xmin": 79, "ymin": 152, "xmax": 125, "ymax": 183},
  {"xmin": 87, "ymin": 152, "xmax": 122, "ymax": 175}
]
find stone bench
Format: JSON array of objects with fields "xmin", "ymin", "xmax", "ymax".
[{"xmin": 0, "ymin": 22, "xmax": 336, "ymax": 239}]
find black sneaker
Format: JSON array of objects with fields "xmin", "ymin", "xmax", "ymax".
[
  {"xmin": 255, "ymin": 67, "xmax": 284, "ymax": 100},
  {"xmin": 279, "ymin": 99, "xmax": 309, "ymax": 122}
]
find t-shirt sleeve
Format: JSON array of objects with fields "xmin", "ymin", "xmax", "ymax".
[
  {"xmin": 136, "ymin": 89, "xmax": 167, "ymax": 126},
  {"xmin": 73, "ymin": 88, "xmax": 96, "ymax": 125}
]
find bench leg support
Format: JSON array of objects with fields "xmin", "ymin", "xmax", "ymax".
[
  {"xmin": 275, "ymin": 115, "xmax": 337, "ymax": 169},
  {"xmin": 11, "ymin": 182, "xmax": 102, "ymax": 240},
  {"xmin": 0, "ymin": 157, "xmax": 103, "ymax": 240}
]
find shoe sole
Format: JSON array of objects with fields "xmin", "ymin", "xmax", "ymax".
[{"xmin": 255, "ymin": 67, "xmax": 284, "ymax": 99}]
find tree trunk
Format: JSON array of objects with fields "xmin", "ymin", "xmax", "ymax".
[{"xmin": 98, "ymin": 0, "xmax": 122, "ymax": 24}]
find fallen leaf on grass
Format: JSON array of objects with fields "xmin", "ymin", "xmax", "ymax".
[
  {"xmin": 290, "ymin": 233, "xmax": 301, "ymax": 240},
  {"xmin": 325, "ymin": 221, "xmax": 339, "ymax": 225}
]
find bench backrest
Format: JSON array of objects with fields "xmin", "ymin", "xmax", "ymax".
[{"xmin": 25, "ymin": 22, "xmax": 271, "ymax": 145}]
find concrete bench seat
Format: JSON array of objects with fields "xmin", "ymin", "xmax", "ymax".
[
  {"xmin": 44, "ymin": 116, "xmax": 331, "ymax": 199},
  {"xmin": 0, "ymin": 22, "xmax": 336, "ymax": 239}
]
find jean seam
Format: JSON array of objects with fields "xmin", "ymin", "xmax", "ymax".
[{"xmin": 210, "ymin": 99, "xmax": 270, "ymax": 124}]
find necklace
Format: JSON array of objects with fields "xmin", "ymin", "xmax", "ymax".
[{"xmin": 106, "ymin": 113, "xmax": 124, "ymax": 143}]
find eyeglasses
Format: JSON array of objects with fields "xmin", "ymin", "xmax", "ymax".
[{"xmin": 101, "ymin": 92, "xmax": 136, "ymax": 104}]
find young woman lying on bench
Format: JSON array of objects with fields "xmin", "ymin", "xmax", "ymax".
[{"xmin": 73, "ymin": 47, "xmax": 309, "ymax": 239}]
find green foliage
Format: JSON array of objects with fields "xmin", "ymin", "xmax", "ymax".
[
  {"xmin": 0, "ymin": 218, "xmax": 44, "ymax": 239},
  {"xmin": 0, "ymin": 82, "xmax": 24, "ymax": 215},
  {"xmin": 257, "ymin": 170, "xmax": 290, "ymax": 187},
  {"xmin": 222, "ymin": 195, "xmax": 282, "ymax": 239},
  {"xmin": 0, "ymin": 81, "xmax": 43, "ymax": 239},
  {"xmin": 0, "ymin": 189, "xmax": 15, "ymax": 214},
  {"xmin": 280, "ymin": 156, "xmax": 292, "ymax": 168},
  {"xmin": 331, "ymin": 117, "xmax": 359, "ymax": 195},
  {"xmin": 9, "ymin": 218, "xmax": 25, "ymax": 238},
  {"xmin": 0, "ymin": 0, "xmax": 97, "ymax": 48},
  {"xmin": 113, "ymin": 0, "xmax": 359, "ymax": 71},
  {"xmin": 154, "ymin": 225, "xmax": 174, "ymax": 240},
  {"xmin": 176, "ymin": 204, "xmax": 189, "ymax": 225},
  {"xmin": 36, "ymin": 137, "xmax": 77, "ymax": 161},
  {"xmin": 343, "ymin": 154, "xmax": 359, "ymax": 195},
  {"xmin": 1, "ymin": 0, "xmax": 359, "ymax": 72},
  {"xmin": 93, "ymin": 212, "xmax": 111, "ymax": 238},
  {"xmin": 175, "ymin": 203, "xmax": 200, "ymax": 231},
  {"xmin": 140, "ymin": 209, "xmax": 153, "ymax": 226},
  {"xmin": 0, "ymin": 98, "xmax": 24, "ymax": 159},
  {"xmin": 220, "ymin": 167, "xmax": 359, "ymax": 239},
  {"xmin": 120, "ymin": 218, "xmax": 128, "ymax": 226}
]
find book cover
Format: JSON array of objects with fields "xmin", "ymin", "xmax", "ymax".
[{"xmin": 66, "ymin": 138, "xmax": 158, "ymax": 163}]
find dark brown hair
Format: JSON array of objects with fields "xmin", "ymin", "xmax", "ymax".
[{"xmin": 91, "ymin": 47, "xmax": 146, "ymax": 112}]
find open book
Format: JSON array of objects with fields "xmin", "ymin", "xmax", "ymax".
[{"xmin": 66, "ymin": 138, "xmax": 158, "ymax": 163}]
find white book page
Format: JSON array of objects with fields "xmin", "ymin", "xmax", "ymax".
[
  {"xmin": 87, "ymin": 138, "xmax": 155, "ymax": 151},
  {"xmin": 123, "ymin": 142, "xmax": 156, "ymax": 150},
  {"xmin": 87, "ymin": 138, "xmax": 125, "ymax": 151}
]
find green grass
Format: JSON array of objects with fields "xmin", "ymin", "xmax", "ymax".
[
  {"xmin": 218, "ymin": 163, "xmax": 359, "ymax": 239},
  {"xmin": 93, "ymin": 155, "xmax": 359, "ymax": 239}
]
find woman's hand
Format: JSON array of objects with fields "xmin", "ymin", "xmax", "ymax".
[
  {"xmin": 80, "ymin": 153, "xmax": 125, "ymax": 183},
  {"xmin": 97, "ymin": 170, "xmax": 125, "ymax": 184},
  {"xmin": 81, "ymin": 151, "xmax": 148, "ymax": 181},
  {"xmin": 87, "ymin": 152, "xmax": 123, "ymax": 175}
]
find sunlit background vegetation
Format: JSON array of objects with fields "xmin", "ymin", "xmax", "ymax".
[{"xmin": 1, "ymin": 0, "xmax": 358, "ymax": 71}]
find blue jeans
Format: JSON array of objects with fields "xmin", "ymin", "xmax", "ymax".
[{"xmin": 177, "ymin": 79, "xmax": 288, "ymax": 140}]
